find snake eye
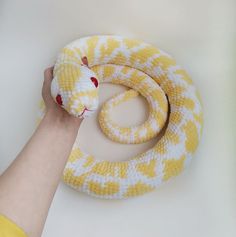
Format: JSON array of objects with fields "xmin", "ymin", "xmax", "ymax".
[
  {"xmin": 81, "ymin": 56, "xmax": 88, "ymax": 67},
  {"xmin": 90, "ymin": 77, "xmax": 98, "ymax": 88},
  {"xmin": 56, "ymin": 94, "xmax": 63, "ymax": 106}
]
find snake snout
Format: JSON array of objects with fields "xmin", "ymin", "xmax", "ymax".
[
  {"xmin": 66, "ymin": 92, "xmax": 99, "ymax": 118},
  {"xmin": 65, "ymin": 66, "xmax": 99, "ymax": 118}
]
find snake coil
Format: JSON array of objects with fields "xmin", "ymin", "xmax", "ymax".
[{"xmin": 38, "ymin": 35, "xmax": 203, "ymax": 199}]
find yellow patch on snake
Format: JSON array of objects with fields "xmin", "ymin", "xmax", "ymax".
[
  {"xmin": 91, "ymin": 162, "xmax": 129, "ymax": 179},
  {"xmin": 115, "ymin": 163, "xmax": 129, "ymax": 179},
  {"xmin": 154, "ymin": 140, "xmax": 167, "ymax": 155},
  {"xmin": 123, "ymin": 38, "xmax": 141, "ymax": 49},
  {"xmin": 194, "ymin": 112, "xmax": 203, "ymax": 124},
  {"xmin": 162, "ymin": 155, "xmax": 186, "ymax": 181},
  {"xmin": 119, "ymin": 127, "xmax": 132, "ymax": 137},
  {"xmin": 92, "ymin": 162, "xmax": 113, "ymax": 177},
  {"xmin": 175, "ymin": 69, "xmax": 193, "ymax": 85},
  {"xmin": 63, "ymin": 169, "xmax": 88, "ymax": 187},
  {"xmin": 124, "ymin": 182, "xmax": 154, "ymax": 197},
  {"xmin": 103, "ymin": 65, "xmax": 115, "ymax": 78},
  {"xmin": 130, "ymin": 46, "xmax": 159, "ymax": 64},
  {"xmin": 145, "ymin": 122, "xmax": 158, "ymax": 138},
  {"xmin": 151, "ymin": 55, "xmax": 176, "ymax": 71},
  {"xmin": 194, "ymin": 112, "xmax": 204, "ymax": 135},
  {"xmin": 171, "ymin": 97, "xmax": 195, "ymax": 110},
  {"xmin": 86, "ymin": 36, "xmax": 99, "ymax": 63},
  {"xmin": 61, "ymin": 48, "xmax": 82, "ymax": 65},
  {"xmin": 62, "ymin": 48, "xmax": 75, "ymax": 57},
  {"xmin": 57, "ymin": 65, "xmax": 81, "ymax": 91},
  {"xmin": 71, "ymin": 90, "xmax": 98, "ymax": 98},
  {"xmin": 129, "ymin": 70, "xmax": 146, "ymax": 84},
  {"xmin": 111, "ymin": 52, "xmax": 127, "ymax": 64},
  {"xmin": 162, "ymin": 80, "xmax": 185, "ymax": 97},
  {"xmin": 150, "ymin": 90, "xmax": 168, "ymax": 113},
  {"xmin": 88, "ymin": 181, "xmax": 120, "ymax": 195},
  {"xmin": 75, "ymin": 48, "xmax": 82, "ymax": 57},
  {"xmin": 182, "ymin": 98, "xmax": 195, "ymax": 110},
  {"xmin": 182, "ymin": 121, "xmax": 199, "ymax": 153},
  {"xmin": 171, "ymin": 111, "xmax": 182, "ymax": 124},
  {"xmin": 100, "ymin": 38, "xmax": 120, "ymax": 61},
  {"xmin": 121, "ymin": 66, "xmax": 130, "ymax": 74},
  {"xmin": 136, "ymin": 160, "xmax": 157, "ymax": 178},
  {"xmin": 68, "ymin": 148, "xmax": 83, "ymax": 163},
  {"xmin": 165, "ymin": 130, "xmax": 180, "ymax": 144}
]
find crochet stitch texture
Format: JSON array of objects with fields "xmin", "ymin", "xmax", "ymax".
[{"xmin": 38, "ymin": 35, "xmax": 203, "ymax": 199}]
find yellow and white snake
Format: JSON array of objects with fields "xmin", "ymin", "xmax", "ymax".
[{"xmin": 38, "ymin": 35, "xmax": 203, "ymax": 199}]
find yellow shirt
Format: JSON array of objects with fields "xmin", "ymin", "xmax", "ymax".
[{"xmin": 0, "ymin": 215, "xmax": 27, "ymax": 237}]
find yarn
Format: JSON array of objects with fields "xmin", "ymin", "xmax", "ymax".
[{"xmin": 38, "ymin": 35, "xmax": 203, "ymax": 199}]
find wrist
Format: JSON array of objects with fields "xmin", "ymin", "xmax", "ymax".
[{"xmin": 43, "ymin": 109, "xmax": 82, "ymax": 131}]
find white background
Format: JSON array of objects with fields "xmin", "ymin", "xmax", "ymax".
[{"xmin": 0, "ymin": 0, "xmax": 235, "ymax": 236}]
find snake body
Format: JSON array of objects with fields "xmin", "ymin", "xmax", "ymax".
[{"xmin": 39, "ymin": 35, "xmax": 203, "ymax": 199}]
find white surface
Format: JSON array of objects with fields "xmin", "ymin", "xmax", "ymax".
[{"xmin": 0, "ymin": 0, "xmax": 235, "ymax": 236}]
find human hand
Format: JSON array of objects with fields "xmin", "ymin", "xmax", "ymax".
[{"xmin": 42, "ymin": 67, "xmax": 83, "ymax": 126}]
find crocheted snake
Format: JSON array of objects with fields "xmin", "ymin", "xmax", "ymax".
[{"xmin": 38, "ymin": 35, "xmax": 203, "ymax": 199}]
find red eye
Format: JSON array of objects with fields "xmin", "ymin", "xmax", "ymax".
[
  {"xmin": 90, "ymin": 77, "xmax": 98, "ymax": 88},
  {"xmin": 56, "ymin": 94, "xmax": 63, "ymax": 105}
]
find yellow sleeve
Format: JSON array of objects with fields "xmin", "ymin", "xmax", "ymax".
[{"xmin": 0, "ymin": 215, "xmax": 27, "ymax": 237}]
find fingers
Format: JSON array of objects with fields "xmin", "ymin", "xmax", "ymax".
[
  {"xmin": 44, "ymin": 66, "xmax": 54, "ymax": 80},
  {"xmin": 42, "ymin": 66, "xmax": 54, "ymax": 105},
  {"xmin": 43, "ymin": 67, "xmax": 53, "ymax": 88}
]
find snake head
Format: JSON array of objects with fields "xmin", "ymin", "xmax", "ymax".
[{"xmin": 51, "ymin": 64, "xmax": 99, "ymax": 118}]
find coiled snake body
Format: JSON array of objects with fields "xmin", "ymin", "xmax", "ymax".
[{"xmin": 38, "ymin": 35, "xmax": 203, "ymax": 199}]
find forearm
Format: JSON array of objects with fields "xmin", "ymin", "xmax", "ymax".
[{"xmin": 0, "ymin": 111, "xmax": 81, "ymax": 237}]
